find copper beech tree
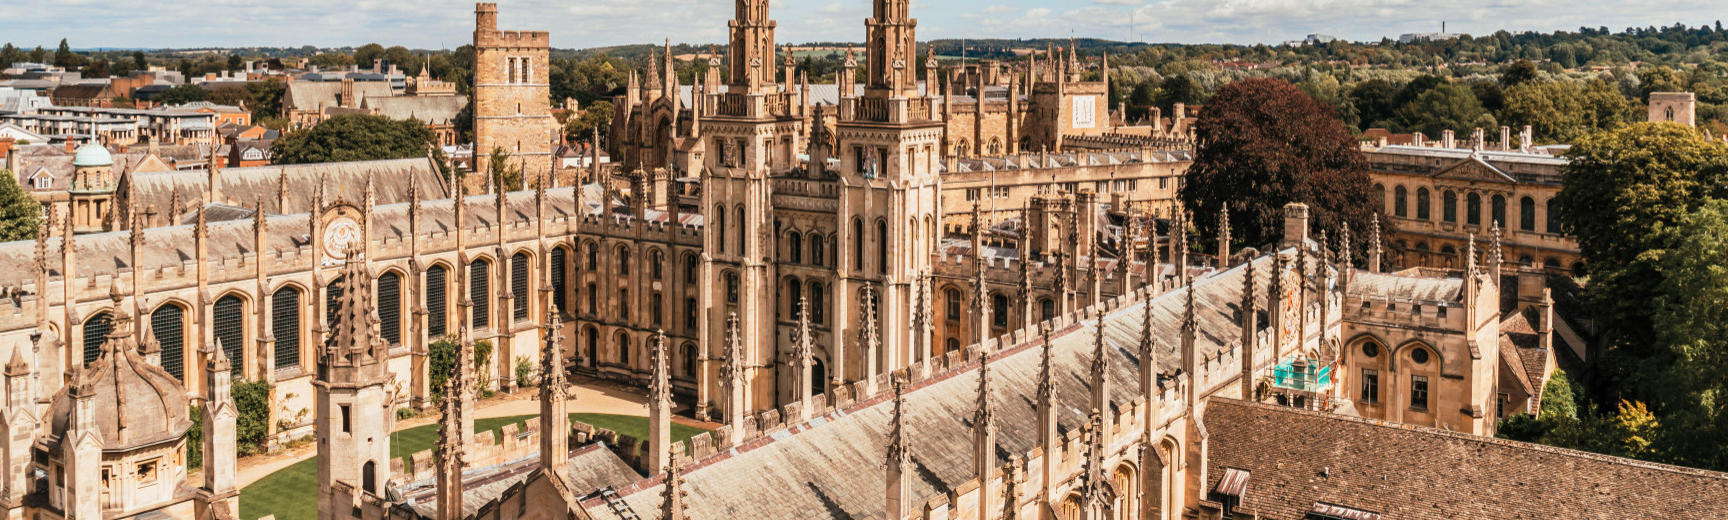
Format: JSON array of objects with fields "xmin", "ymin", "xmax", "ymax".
[{"xmin": 1180, "ymin": 77, "xmax": 1384, "ymax": 258}]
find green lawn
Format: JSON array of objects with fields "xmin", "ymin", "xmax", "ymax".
[{"xmin": 238, "ymin": 413, "xmax": 707, "ymax": 520}]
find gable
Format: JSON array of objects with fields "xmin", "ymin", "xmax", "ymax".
[
  {"xmin": 1433, "ymin": 156, "xmax": 1517, "ymax": 184},
  {"xmin": 130, "ymin": 154, "xmax": 175, "ymax": 174}
]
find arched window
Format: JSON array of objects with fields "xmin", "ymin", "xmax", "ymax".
[
  {"xmin": 378, "ymin": 272, "xmax": 402, "ymax": 345},
  {"xmin": 956, "ymin": 139, "xmax": 970, "ymax": 157},
  {"xmin": 788, "ymin": 233, "xmax": 803, "ymax": 264},
  {"xmin": 471, "ymin": 259, "xmax": 491, "ymax": 329},
  {"xmin": 272, "ymin": 288, "xmax": 301, "ymax": 371},
  {"xmin": 651, "ymin": 293, "xmax": 664, "ymax": 326},
  {"xmin": 1040, "ymin": 298, "xmax": 1056, "ymax": 321},
  {"xmin": 1393, "ymin": 185, "xmax": 1408, "ymax": 218},
  {"xmin": 876, "ymin": 219, "xmax": 889, "ymax": 273},
  {"xmin": 1442, "ymin": 190, "xmax": 1457, "ymax": 223},
  {"xmin": 992, "ymin": 293, "xmax": 1009, "ymax": 328},
  {"xmin": 809, "ymin": 282, "xmax": 826, "ymax": 324},
  {"xmin": 1415, "ymin": 187, "xmax": 1431, "ymax": 220},
  {"xmin": 786, "ymin": 278, "xmax": 802, "ymax": 319},
  {"xmin": 1519, "ymin": 196, "xmax": 1536, "ymax": 231},
  {"xmin": 684, "ymin": 298, "xmax": 698, "ymax": 332},
  {"xmin": 426, "ymin": 265, "xmax": 448, "ymax": 337},
  {"xmin": 615, "ymin": 331, "xmax": 632, "ymax": 366},
  {"xmin": 714, "ymin": 205, "xmax": 727, "ymax": 255},
  {"xmin": 725, "ymin": 272, "xmax": 739, "ymax": 303},
  {"xmin": 152, "ymin": 304, "xmax": 186, "ymax": 380},
  {"xmin": 585, "ymin": 282, "xmax": 598, "ymax": 314},
  {"xmin": 82, "ymin": 312, "xmax": 112, "ymax": 367},
  {"xmin": 550, "ymin": 248, "xmax": 568, "ymax": 313},
  {"xmin": 511, "ymin": 253, "xmax": 530, "ymax": 322},
  {"xmin": 1492, "ymin": 194, "xmax": 1507, "ymax": 227},
  {"xmin": 944, "ymin": 338, "xmax": 961, "ymax": 355},
  {"xmin": 1545, "ymin": 199, "xmax": 1560, "ymax": 233},
  {"xmin": 735, "ymin": 206, "xmax": 746, "ymax": 256},
  {"xmin": 810, "ymin": 233, "xmax": 825, "ymax": 266},
  {"xmin": 616, "ymin": 246, "xmax": 631, "ymax": 276},
  {"xmin": 362, "ymin": 461, "xmax": 377, "ymax": 494},
  {"xmin": 1466, "ymin": 193, "xmax": 1482, "ymax": 225},
  {"xmin": 325, "ymin": 276, "xmax": 345, "ymax": 327},
  {"xmin": 945, "ymin": 288, "xmax": 962, "ymax": 320},
  {"xmin": 683, "ymin": 254, "xmax": 698, "ymax": 285},
  {"xmin": 1373, "ymin": 183, "xmax": 1386, "ymax": 212},
  {"xmin": 584, "ymin": 327, "xmax": 598, "ymax": 366},
  {"xmin": 214, "ymin": 295, "xmax": 245, "ymax": 374},
  {"xmin": 681, "ymin": 343, "xmax": 697, "ymax": 377},
  {"xmin": 650, "ymin": 249, "xmax": 664, "ymax": 280},
  {"xmin": 852, "ymin": 219, "xmax": 865, "ymax": 270},
  {"xmin": 618, "ymin": 288, "xmax": 630, "ymax": 321},
  {"xmin": 585, "ymin": 241, "xmax": 599, "ymax": 270}
]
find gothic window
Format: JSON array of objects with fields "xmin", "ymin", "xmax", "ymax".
[
  {"xmin": 585, "ymin": 241, "xmax": 599, "ymax": 270},
  {"xmin": 1492, "ymin": 195, "xmax": 1507, "ymax": 227},
  {"xmin": 214, "ymin": 295, "xmax": 245, "ymax": 375},
  {"xmin": 956, "ymin": 139, "xmax": 970, "ymax": 157},
  {"xmin": 378, "ymin": 272, "xmax": 402, "ymax": 345},
  {"xmin": 876, "ymin": 219, "xmax": 889, "ymax": 274},
  {"xmin": 471, "ymin": 259, "xmax": 491, "ymax": 330},
  {"xmin": 650, "ymin": 249, "xmax": 664, "ymax": 280},
  {"xmin": 585, "ymin": 282, "xmax": 598, "ymax": 314},
  {"xmin": 1442, "ymin": 190, "xmax": 1457, "ymax": 223},
  {"xmin": 584, "ymin": 327, "xmax": 598, "ymax": 366},
  {"xmin": 82, "ymin": 312, "xmax": 112, "ymax": 367},
  {"xmin": 272, "ymin": 288, "xmax": 300, "ymax": 371},
  {"xmin": 1410, "ymin": 374, "xmax": 1430, "ymax": 410},
  {"xmin": 992, "ymin": 293, "xmax": 1009, "ymax": 328},
  {"xmin": 988, "ymin": 138, "xmax": 1002, "ymax": 155},
  {"xmin": 1040, "ymin": 298, "xmax": 1056, "ymax": 321},
  {"xmin": 852, "ymin": 219, "xmax": 865, "ymax": 270},
  {"xmin": 551, "ymin": 248, "xmax": 568, "ymax": 313},
  {"xmin": 651, "ymin": 293, "xmax": 664, "ymax": 327},
  {"xmin": 809, "ymin": 233, "xmax": 824, "ymax": 266},
  {"xmin": 1466, "ymin": 193, "xmax": 1482, "ymax": 225},
  {"xmin": 788, "ymin": 233, "xmax": 803, "ymax": 264},
  {"xmin": 684, "ymin": 298, "xmax": 697, "ymax": 333},
  {"xmin": 1416, "ymin": 188, "xmax": 1431, "ymax": 220},
  {"xmin": 684, "ymin": 254, "xmax": 699, "ymax": 285},
  {"xmin": 944, "ymin": 338, "xmax": 961, "ymax": 356},
  {"xmin": 1361, "ymin": 368, "xmax": 1379, "ymax": 404},
  {"xmin": 809, "ymin": 282, "xmax": 826, "ymax": 324},
  {"xmin": 616, "ymin": 332, "xmax": 632, "ymax": 366},
  {"xmin": 714, "ymin": 207, "xmax": 727, "ymax": 254},
  {"xmin": 616, "ymin": 247, "xmax": 631, "ymax": 276},
  {"xmin": 1373, "ymin": 183, "xmax": 1386, "ymax": 213},
  {"xmin": 619, "ymin": 289, "xmax": 630, "ymax": 322},
  {"xmin": 511, "ymin": 253, "xmax": 530, "ymax": 322},
  {"xmin": 1393, "ymin": 185, "xmax": 1407, "ymax": 218},
  {"xmin": 736, "ymin": 206, "xmax": 747, "ymax": 256},
  {"xmin": 1519, "ymin": 196, "xmax": 1536, "ymax": 231},
  {"xmin": 681, "ymin": 343, "xmax": 697, "ymax": 377},
  {"xmin": 945, "ymin": 288, "xmax": 961, "ymax": 321},
  {"xmin": 1545, "ymin": 199, "xmax": 1560, "ymax": 233},
  {"xmin": 725, "ymin": 272, "xmax": 739, "ymax": 303},
  {"xmin": 325, "ymin": 276, "xmax": 344, "ymax": 328},
  {"xmin": 152, "ymin": 304, "xmax": 186, "ymax": 380}
]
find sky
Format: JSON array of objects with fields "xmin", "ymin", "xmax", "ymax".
[{"xmin": 5, "ymin": 0, "xmax": 1726, "ymax": 51}]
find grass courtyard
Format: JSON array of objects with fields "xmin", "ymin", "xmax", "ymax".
[{"xmin": 237, "ymin": 413, "xmax": 708, "ymax": 520}]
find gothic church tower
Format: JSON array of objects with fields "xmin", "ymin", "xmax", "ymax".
[
  {"xmin": 472, "ymin": 2, "xmax": 557, "ymax": 193},
  {"xmin": 315, "ymin": 251, "xmax": 394, "ymax": 517}
]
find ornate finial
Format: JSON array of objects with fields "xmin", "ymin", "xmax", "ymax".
[
  {"xmin": 720, "ymin": 312, "xmax": 743, "ymax": 387},
  {"xmin": 542, "ymin": 305, "xmax": 566, "ymax": 400},
  {"xmin": 974, "ymin": 347, "xmax": 993, "ymax": 427},
  {"xmin": 1089, "ymin": 309, "xmax": 1107, "ymax": 389},
  {"xmin": 860, "ymin": 283, "xmax": 880, "ymax": 355},
  {"xmin": 1182, "ymin": 275, "xmax": 1197, "ymax": 333},
  {"xmin": 1035, "ymin": 322, "xmax": 1055, "ymax": 404},
  {"xmin": 1488, "ymin": 220, "xmax": 1504, "ymax": 269},
  {"xmin": 843, "ymin": 45, "xmax": 857, "ymax": 68},
  {"xmin": 660, "ymin": 457, "xmax": 689, "ymax": 520},
  {"xmin": 1080, "ymin": 410, "xmax": 1108, "ymax": 504},
  {"xmin": 794, "ymin": 297, "xmax": 813, "ymax": 369},
  {"xmin": 885, "ymin": 373, "xmax": 909, "ymax": 468},
  {"xmin": 1340, "ymin": 225, "xmax": 1353, "ymax": 270},
  {"xmin": 650, "ymin": 330, "xmax": 670, "ymax": 404}
]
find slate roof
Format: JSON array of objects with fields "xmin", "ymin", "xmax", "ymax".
[
  {"xmin": 1345, "ymin": 270, "xmax": 1462, "ymax": 303},
  {"xmin": 284, "ymin": 81, "xmax": 394, "ymax": 111},
  {"xmin": 399, "ymin": 443, "xmax": 640, "ymax": 518},
  {"xmin": 128, "ymin": 157, "xmax": 448, "ymax": 214},
  {"xmin": 364, "ymin": 96, "xmax": 468, "ymax": 125},
  {"xmin": 1202, "ymin": 398, "xmax": 1728, "ymax": 519},
  {"xmin": 588, "ymin": 256, "xmax": 1280, "ymax": 520}
]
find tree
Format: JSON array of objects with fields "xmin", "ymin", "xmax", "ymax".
[
  {"xmin": 486, "ymin": 147, "xmax": 523, "ymax": 192},
  {"xmin": 207, "ymin": 85, "xmax": 252, "ymax": 108},
  {"xmin": 0, "ymin": 169, "xmax": 41, "ymax": 242},
  {"xmin": 1501, "ymin": 59, "xmax": 1540, "ymax": 87},
  {"xmin": 353, "ymin": 43, "xmax": 386, "ymax": 69},
  {"xmin": 1649, "ymin": 198, "xmax": 1728, "ymax": 469},
  {"xmin": 1349, "ymin": 78, "xmax": 1399, "ymax": 129},
  {"xmin": 53, "ymin": 38, "xmax": 81, "ymax": 69},
  {"xmin": 1180, "ymin": 78, "xmax": 1382, "ymax": 252},
  {"xmin": 0, "ymin": 44, "xmax": 21, "ymax": 69},
  {"xmin": 154, "ymin": 84, "xmax": 209, "ymax": 105},
  {"xmin": 1556, "ymin": 123, "xmax": 1728, "ymax": 402},
  {"xmin": 1154, "ymin": 74, "xmax": 1202, "ymax": 112},
  {"xmin": 245, "ymin": 78, "xmax": 287, "ymax": 121},
  {"xmin": 132, "ymin": 50, "xmax": 147, "ymax": 70},
  {"xmin": 562, "ymin": 100, "xmax": 614, "ymax": 142},
  {"xmin": 271, "ymin": 114, "xmax": 434, "ymax": 165},
  {"xmin": 1395, "ymin": 82, "xmax": 1497, "ymax": 138},
  {"xmin": 233, "ymin": 378, "xmax": 272, "ymax": 456}
]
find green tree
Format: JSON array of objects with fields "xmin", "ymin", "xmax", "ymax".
[
  {"xmin": 562, "ymin": 99, "xmax": 614, "ymax": 142},
  {"xmin": 353, "ymin": 43, "xmax": 386, "ymax": 69},
  {"xmin": 1154, "ymin": 74, "xmax": 1202, "ymax": 112},
  {"xmin": 1180, "ymin": 78, "xmax": 1381, "ymax": 252},
  {"xmin": 0, "ymin": 43, "xmax": 20, "ymax": 69},
  {"xmin": 271, "ymin": 114, "xmax": 434, "ymax": 165},
  {"xmin": 486, "ymin": 147, "xmax": 523, "ymax": 192},
  {"xmin": 1395, "ymin": 82, "xmax": 1497, "ymax": 138},
  {"xmin": 233, "ymin": 378, "xmax": 273, "ymax": 456},
  {"xmin": 1500, "ymin": 59, "xmax": 1540, "ymax": 87},
  {"xmin": 0, "ymin": 169, "xmax": 42, "ymax": 242},
  {"xmin": 207, "ymin": 85, "xmax": 252, "ymax": 108},
  {"xmin": 28, "ymin": 46, "xmax": 46, "ymax": 64},
  {"xmin": 132, "ymin": 50, "xmax": 147, "ymax": 70},
  {"xmin": 53, "ymin": 38, "xmax": 81, "ymax": 68},
  {"xmin": 154, "ymin": 84, "xmax": 209, "ymax": 105},
  {"xmin": 246, "ymin": 79, "xmax": 287, "ymax": 121},
  {"xmin": 1649, "ymin": 198, "xmax": 1728, "ymax": 469},
  {"xmin": 1556, "ymin": 123, "xmax": 1728, "ymax": 403},
  {"xmin": 1348, "ymin": 78, "xmax": 1399, "ymax": 129}
]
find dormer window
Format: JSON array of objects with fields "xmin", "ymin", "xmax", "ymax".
[{"xmin": 32, "ymin": 174, "xmax": 51, "ymax": 190}]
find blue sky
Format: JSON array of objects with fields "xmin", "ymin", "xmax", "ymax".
[{"xmin": 5, "ymin": 0, "xmax": 1725, "ymax": 51}]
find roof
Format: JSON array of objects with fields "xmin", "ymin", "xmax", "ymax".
[
  {"xmin": 47, "ymin": 311, "xmax": 193, "ymax": 453},
  {"xmin": 1201, "ymin": 398, "xmax": 1728, "ymax": 519},
  {"xmin": 399, "ymin": 442, "xmax": 640, "ymax": 518},
  {"xmin": 363, "ymin": 95, "xmax": 468, "ymax": 125},
  {"xmin": 1370, "ymin": 144, "xmax": 1568, "ymax": 166},
  {"xmin": 588, "ymin": 256, "xmax": 1280, "ymax": 520},
  {"xmin": 72, "ymin": 142, "xmax": 112, "ymax": 167},
  {"xmin": 128, "ymin": 157, "xmax": 448, "ymax": 214},
  {"xmin": 1345, "ymin": 270, "xmax": 1462, "ymax": 303},
  {"xmin": 50, "ymin": 84, "xmax": 113, "ymax": 100},
  {"xmin": 284, "ymin": 81, "xmax": 394, "ymax": 112}
]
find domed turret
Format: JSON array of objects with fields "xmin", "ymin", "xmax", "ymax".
[
  {"xmin": 71, "ymin": 143, "xmax": 113, "ymax": 168},
  {"xmin": 47, "ymin": 305, "xmax": 191, "ymax": 453}
]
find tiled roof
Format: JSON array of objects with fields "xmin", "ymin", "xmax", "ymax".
[
  {"xmin": 1202, "ymin": 398, "xmax": 1728, "ymax": 519},
  {"xmin": 1345, "ymin": 270, "xmax": 1462, "ymax": 303},
  {"xmin": 399, "ymin": 443, "xmax": 640, "ymax": 518},
  {"xmin": 128, "ymin": 157, "xmax": 448, "ymax": 215},
  {"xmin": 364, "ymin": 96, "xmax": 468, "ymax": 125}
]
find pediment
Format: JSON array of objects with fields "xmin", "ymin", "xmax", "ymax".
[{"xmin": 1433, "ymin": 155, "xmax": 1517, "ymax": 184}]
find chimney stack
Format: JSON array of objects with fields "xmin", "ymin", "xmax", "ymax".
[{"xmin": 1442, "ymin": 129, "xmax": 1455, "ymax": 149}]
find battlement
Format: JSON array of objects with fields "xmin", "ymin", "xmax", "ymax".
[{"xmin": 480, "ymin": 30, "xmax": 550, "ymax": 49}]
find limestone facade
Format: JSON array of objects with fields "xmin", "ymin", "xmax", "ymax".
[{"xmin": 471, "ymin": 2, "xmax": 558, "ymax": 193}]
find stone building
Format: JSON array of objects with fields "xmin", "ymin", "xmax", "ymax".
[{"xmin": 470, "ymin": 2, "xmax": 559, "ymax": 193}]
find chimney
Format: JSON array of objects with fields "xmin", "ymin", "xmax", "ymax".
[
  {"xmin": 1500, "ymin": 126, "xmax": 1511, "ymax": 151},
  {"xmin": 65, "ymin": 140, "xmax": 75, "ymax": 154},
  {"xmin": 1281, "ymin": 202, "xmax": 1310, "ymax": 249},
  {"xmin": 0, "ymin": 138, "xmax": 13, "ymax": 161},
  {"xmin": 1412, "ymin": 132, "xmax": 1425, "ymax": 147},
  {"xmin": 1442, "ymin": 129, "xmax": 1455, "ymax": 149}
]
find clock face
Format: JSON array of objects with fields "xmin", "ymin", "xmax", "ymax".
[{"xmin": 322, "ymin": 217, "xmax": 361, "ymax": 266}]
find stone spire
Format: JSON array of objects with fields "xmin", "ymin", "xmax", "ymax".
[
  {"xmin": 1035, "ymin": 322, "xmax": 1058, "ymax": 511},
  {"xmin": 2, "ymin": 343, "xmax": 35, "ymax": 508},
  {"xmin": 972, "ymin": 201, "xmax": 991, "ymax": 347},
  {"xmin": 435, "ymin": 359, "xmax": 465, "ymax": 520},
  {"xmin": 720, "ymin": 312, "xmax": 746, "ymax": 441},
  {"xmin": 1369, "ymin": 214, "xmax": 1383, "ymax": 273},
  {"xmin": 648, "ymin": 329, "xmax": 672, "ymax": 474},
  {"xmin": 1137, "ymin": 264, "xmax": 1161, "ymax": 433},
  {"xmin": 1268, "ymin": 255, "xmax": 1286, "ymax": 360},
  {"xmin": 1001, "ymin": 455, "xmax": 1022, "ymax": 520},
  {"xmin": 201, "ymin": 326, "xmax": 238, "ymax": 508},
  {"xmin": 540, "ymin": 307, "xmax": 568, "ymax": 473},
  {"xmin": 1079, "ymin": 411, "xmax": 1108, "ymax": 518},
  {"xmin": 794, "ymin": 297, "xmax": 815, "ymax": 420},
  {"xmin": 973, "ymin": 347, "xmax": 995, "ymax": 520},
  {"xmin": 1176, "ymin": 210, "xmax": 1190, "ymax": 285},
  {"xmin": 1148, "ymin": 209, "xmax": 1162, "ymax": 295},
  {"xmin": 1217, "ymin": 205, "xmax": 1231, "ymax": 267},
  {"xmin": 911, "ymin": 274, "xmax": 931, "ymax": 368},
  {"xmin": 660, "ymin": 457, "xmax": 689, "ymax": 520},
  {"xmin": 1489, "ymin": 220, "xmax": 1504, "ymax": 281},
  {"xmin": 1181, "ymin": 276, "xmax": 1199, "ymax": 413},
  {"xmin": 1117, "ymin": 210, "xmax": 1134, "ymax": 295},
  {"xmin": 324, "ymin": 247, "xmax": 388, "ymax": 370},
  {"xmin": 1340, "ymin": 225, "xmax": 1354, "ymax": 271},
  {"xmin": 885, "ymin": 374, "xmax": 911, "ymax": 520},
  {"xmin": 1088, "ymin": 306, "xmax": 1110, "ymax": 420},
  {"xmin": 860, "ymin": 283, "xmax": 880, "ymax": 394},
  {"xmin": 1018, "ymin": 214, "xmax": 1036, "ymax": 329},
  {"xmin": 1239, "ymin": 259, "xmax": 1259, "ymax": 400}
]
